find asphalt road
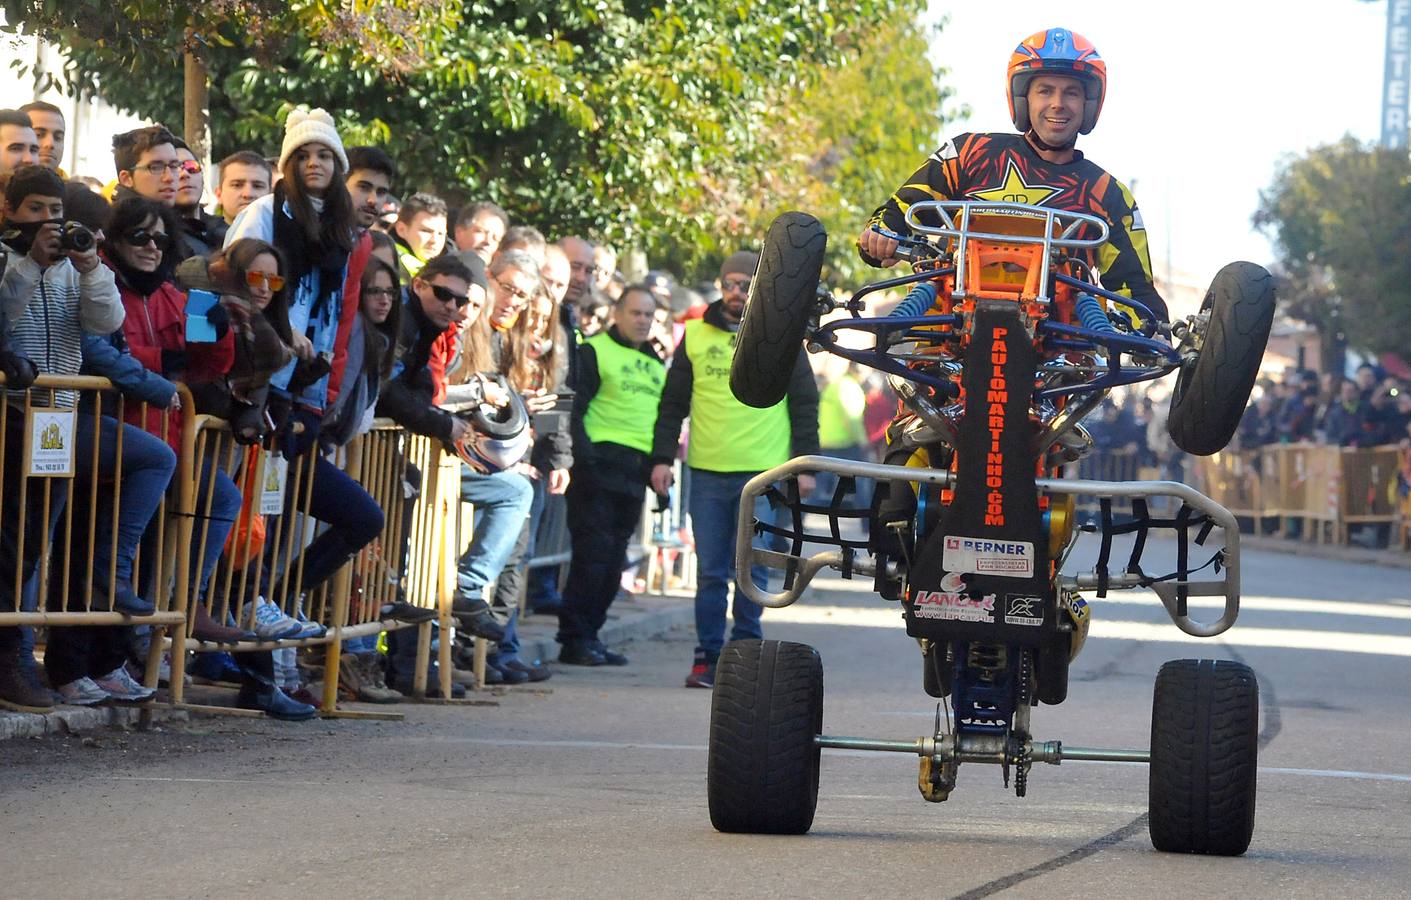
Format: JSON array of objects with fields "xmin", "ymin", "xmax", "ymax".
[{"xmin": 3, "ymin": 534, "xmax": 1410, "ymax": 898}]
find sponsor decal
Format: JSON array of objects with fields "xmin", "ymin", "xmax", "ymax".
[
  {"xmin": 1005, "ymin": 594, "xmax": 1043, "ymax": 627},
  {"xmin": 984, "ymin": 326, "xmax": 1008, "ymax": 527},
  {"xmin": 911, "ymin": 590, "xmax": 996, "ymax": 623},
  {"xmin": 942, "ymin": 535, "xmax": 1036, "ymax": 579}
]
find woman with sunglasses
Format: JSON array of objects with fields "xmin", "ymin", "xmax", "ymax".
[{"xmin": 94, "ymin": 198, "xmax": 271, "ymax": 647}]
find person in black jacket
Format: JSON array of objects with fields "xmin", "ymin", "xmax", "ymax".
[
  {"xmin": 556, "ymin": 286, "xmax": 665, "ymax": 666},
  {"xmin": 649, "ymin": 251, "xmax": 820, "ymax": 688}
]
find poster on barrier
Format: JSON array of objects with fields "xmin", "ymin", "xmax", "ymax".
[
  {"xmin": 24, "ymin": 407, "xmax": 76, "ymax": 477},
  {"xmin": 260, "ymin": 451, "xmax": 288, "ymax": 515}
]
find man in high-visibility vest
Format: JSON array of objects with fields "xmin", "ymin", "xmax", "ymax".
[
  {"xmin": 556, "ymin": 285, "xmax": 665, "ymax": 666},
  {"xmin": 649, "ymin": 251, "xmax": 820, "ymax": 689}
]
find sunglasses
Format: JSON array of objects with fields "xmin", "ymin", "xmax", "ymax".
[
  {"xmin": 245, "ymin": 270, "xmax": 286, "ymax": 292},
  {"xmin": 722, "ymin": 277, "xmax": 752, "ymax": 292},
  {"xmin": 431, "ymin": 283, "xmax": 470, "ymax": 307},
  {"xmin": 121, "ymin": 229, "xmax": 173, "ymax": 251}
]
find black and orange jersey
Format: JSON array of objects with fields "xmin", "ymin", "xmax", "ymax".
[{"xmin": 866, "ymin": 132, "xmax": 1167, "ymax": 321}]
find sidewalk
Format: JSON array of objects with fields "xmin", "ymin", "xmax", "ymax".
[
  {"xmin": 1242, "ymin": 534, "xmax": 1411, "ymax": 571},
  {"xmin": 0, "ymin": 588, "xmax": 696, "ymax": 741}
]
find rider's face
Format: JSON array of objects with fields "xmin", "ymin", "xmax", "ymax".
[{"xmin": 1026, "ymin": 75, "xmax": 1085, "ymax": 147}]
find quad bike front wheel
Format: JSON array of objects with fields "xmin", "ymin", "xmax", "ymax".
[
  {"xmin": 729, "ymin": 212, "xmax": 827, "ymax": 409},
  {"xmin": 1148, "ymin": 658, "xmax": 1259, "ymax": 855},
  {"xmin": 708, "ymin": 639, "xmax": 823, "ymax": 834},
  {"xmin": 1166, "ymin": 261, "xmax": 1276, "ymax": 456}
]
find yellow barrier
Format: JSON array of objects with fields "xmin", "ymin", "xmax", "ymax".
[
  {"xmin": 0, "ymin": 375, "xmax": 188, "ymax": 706},
  {"xmin": 168, "ymin": 414, "xmax": 478, "ymax": 716},
  {"xmin": 1194, "ymin": 443, "xmax": 1410, "ymax": 549}
]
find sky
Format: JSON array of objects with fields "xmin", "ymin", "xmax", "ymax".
[{"xmin": 925, "ymin": 0, "xmax": 1388, "ymax": 283}]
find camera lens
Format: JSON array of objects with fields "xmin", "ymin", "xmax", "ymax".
[{"xmin": 59, "ymin": 222, "xmax": 95, "ymax": 254}]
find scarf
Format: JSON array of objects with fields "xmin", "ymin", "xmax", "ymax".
[{"xmin": 271, "ymin": 181, "xmax": 350, "ymax": 327}]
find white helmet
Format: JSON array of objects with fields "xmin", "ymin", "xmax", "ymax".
[{"xmin": 454, "ymin": 375, "xmax": 531, "ymax": 474}]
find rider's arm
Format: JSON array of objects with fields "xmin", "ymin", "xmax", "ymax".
[
  {"xmin": 649, "ymin": 332, "xmax": 694, "ymax": 466},
  {"xmin": 785, "ymin": 348, "xmax": 821, "ymax": 458},
  {"xmin": 859, "ymin": 138, "xmax": 965, "ymax": 267},
  {"xmin": 1095, "ymin": 178, "xmax": 1169, "ymax": 323}
]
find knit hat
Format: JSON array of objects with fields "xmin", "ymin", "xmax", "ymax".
[
  {"xmin": 278, "ymin": 107, "xmax": 348, "ymax": 173},
  {"xmin": 720, "ymin": 250, "xmax": 759, "ymax": 280}
]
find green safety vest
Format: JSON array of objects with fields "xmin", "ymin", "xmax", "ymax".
[
  {"xmin": 683, "ymin": 319, "xmax": 790, "ymax": 471},
  {"xmin": 583, "ymin": 332, "xmax": 665, "ymax": 453}
]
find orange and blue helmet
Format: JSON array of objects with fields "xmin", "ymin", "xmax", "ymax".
[{"xmin": 1007, "ymin": 28, "xmax": 1107, "ymax": 135}]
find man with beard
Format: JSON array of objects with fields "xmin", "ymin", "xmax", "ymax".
[{"xmin": 649, "ymin": 250, "xmax": 819, "ymax": 688}]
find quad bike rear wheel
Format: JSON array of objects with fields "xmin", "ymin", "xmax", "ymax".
[
  {"xmin": 730, "ymin": 212, "xmax": 827, "ymax": 409},
  {"xmin": 1148, "ymin": 658, "xmax": 1259, "ymax": 855},
  {"xmin": 1166, "ymin": 261, "xmax": 1276, "ymax": 456},
  {"xmin": 708, "ymin": 639, "xmax": 823, "ymax": 834}
]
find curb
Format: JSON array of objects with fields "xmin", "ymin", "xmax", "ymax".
[
  {"xmin": 1242, "ymin": 535, "xmax": 1411, "ymax": 571},
  {"xmin": 0, "ymin": 703, "xmax": 189, "ymax": 742}
]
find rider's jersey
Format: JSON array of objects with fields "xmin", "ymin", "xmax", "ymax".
[{"xmin": 866, "ymin": 132, "xmax": 1168, "ymax": 322}]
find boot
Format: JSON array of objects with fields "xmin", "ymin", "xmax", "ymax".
[
  {"xmin": 356, "ymin": 655, "xmax": 403, "ymax": 704},
  {"xmin": 236, "ymin": 682, "xmax": 317, "ymax": 721},
  {"xmin": 0, "ymin": 655, "xmax": 55, "ymax": 713},
  {"xmin": 191, "ymin": 604, "xmax": 253, "ymax": 644}
]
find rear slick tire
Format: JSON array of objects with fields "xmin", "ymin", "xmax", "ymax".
[
  {"xmin": 1148, "ymin": 658, "xmax": 1259, "ymax": 856},
  {"xmin": 708, "ymin": 639, "xmax": 823, "ymax": 835},
  {"xmin": 1166, "ymin": 261, "xmax": 1275, "ymax": 456},
  {"xmin": 729, "ymin": 212, "xmax": 827, "ymax": 409}
]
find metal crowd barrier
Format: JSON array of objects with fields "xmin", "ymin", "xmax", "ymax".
[
  {"xmin": 169, "ymin": 415, "xmax": 475, "ymax": 715},
  {"xmin": 0, "ymin": 374, "xmax": 188, "ymax": 703},
  {"xmin": 1194, "ymin": 442, "xmax": 1410, "ymax": 548}
]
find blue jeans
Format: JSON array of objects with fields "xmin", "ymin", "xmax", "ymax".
[
  {"xmin": 272, "ymin": 455, "xmax": 384, "ymax": 599},
  {"xmin": 0, "ymin": 414, "xmax": 173, "ymax": 660},
  {"xmin": 457, "ymin": 466, "xmax": 534, "ymax": 598},
  {"xmin": 687, "ymin": 468, "xmax": 781, "ymax": 659}
]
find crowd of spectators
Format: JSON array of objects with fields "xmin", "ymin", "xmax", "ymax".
[
  {"xmin": 1236, "ymin": 364, "xmax": 1411, "ymax": 451},
  {"xmin": 0, "ymin": 102, "xmax": 827, "ymax": 717}
]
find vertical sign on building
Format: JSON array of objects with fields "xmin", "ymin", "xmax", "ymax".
[{"xmin": 1384, "ymin": 0, "xmax": 1411, "ymax": 148}]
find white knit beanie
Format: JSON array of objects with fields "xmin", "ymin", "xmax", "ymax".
[{"xmin": 278, "ymin": 107, "xmax": 348, "ymax": 173}]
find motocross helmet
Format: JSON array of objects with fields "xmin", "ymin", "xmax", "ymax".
[
  {"xmin": 453, "ymin": 373, "xmax": 532, "ymax": 474},
  {"xmin": 1007, "ymin": 28, "xmax": 1106, "ymax": 135}
]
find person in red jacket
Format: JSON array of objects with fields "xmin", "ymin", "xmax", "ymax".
[{"xmin": 99, "ymin": 196, "xmax": 247, "ymax": 644}]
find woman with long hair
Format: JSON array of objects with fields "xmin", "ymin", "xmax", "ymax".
[
  {"xmin": 481, "ymin": 281, "xmax": 573, "ymax": 684},
  {"xmin": 225, "ymin": 108, "xmax": 383, "ymax": 701}
]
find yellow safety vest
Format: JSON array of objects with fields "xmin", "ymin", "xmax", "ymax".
[
  {"xmin": 683, "ymin": 319, "xmax": 790, "ymax": 472},
  {"xmin": 583, "ymin": 332, "xmax": 664, "ymax": 453}
]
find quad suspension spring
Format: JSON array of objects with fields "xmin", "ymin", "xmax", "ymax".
[{"xmin": 969, "ymin": 643, "xmax": 1006, "ymax": 678}]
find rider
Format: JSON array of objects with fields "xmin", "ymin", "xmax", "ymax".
[{"xmin": 857, "ymin": 27, "xmax": 1168, "ymax": 324}]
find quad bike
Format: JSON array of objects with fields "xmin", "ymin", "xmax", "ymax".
[{"xmin": 707, "ymin": 202, "xmax": 1274, "ymax": 855}]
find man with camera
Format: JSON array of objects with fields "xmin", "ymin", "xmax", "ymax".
[{"xmin": 0, "ymin": 165, "xmax": 181, "ymax": 712}]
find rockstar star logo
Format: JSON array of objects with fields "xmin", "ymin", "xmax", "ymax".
[{"xmin": 969, "ymin": 160, "xmax": 1062, "ymax": 207}]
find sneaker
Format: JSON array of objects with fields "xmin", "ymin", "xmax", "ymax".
[
  {"xmin": 55, "ymin": 676, "xmax": 110, "ymax": 706},
  {"xmin": 93, "ymin": 667, "xmax": 156, "ymax": 702},
  {"xmin": 252, "ymin": 599, "xmax": 304, "ymax": 640},
  {"xmin": 450, "ymin": 595, "xmax": 507, "ymax": 642},
  {"xmin": 356, "ymin": 656, "xmax": 403, "ymax": 704},
  {"xmin": 685, "ymin": 651, "xmax": 716, "ymax": 689},
  {"xmin": 289, "ymin": 596, "xmax": 327, "ymax": 639},
  {"xmin": 0, "ymin": 660, "xmax": 55, "ymax": 713},
  {"xmin": 338, "ymin": 652, "xmax": 368, "ymax": 699}
]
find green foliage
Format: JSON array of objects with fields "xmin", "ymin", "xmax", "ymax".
[
  {"xmin": 1254, "ymin": 137, "xmax": 1411, "ymax": 358},
  {"xmin": 3, "ymin": 0, "xmax": 952, "ymax": 282}
]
